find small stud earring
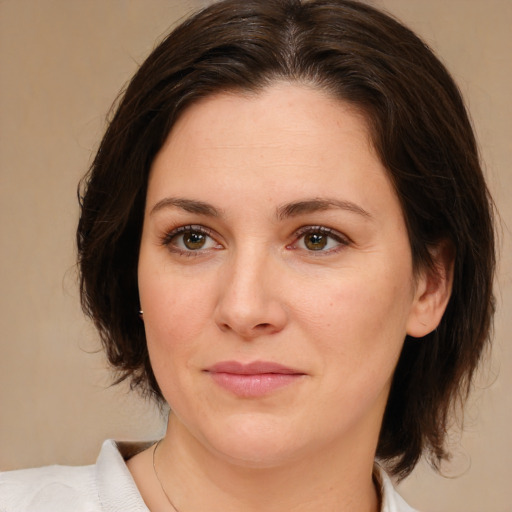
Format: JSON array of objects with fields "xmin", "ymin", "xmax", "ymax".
[{"xmin": 138, "ymin": 310, "xmax": 144, "ymax": 319}]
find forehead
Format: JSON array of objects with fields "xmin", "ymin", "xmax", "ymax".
[
  {"xmin": 147, "ymin": 83, "xmax": 398, "ymax": 221},
  {"xmin": 168, "ymin": 83, "xmax": 372, "ymax": 144},
  {"xmin": 151, "ymin": 83, "xmax": 376, "ymax": 175}
]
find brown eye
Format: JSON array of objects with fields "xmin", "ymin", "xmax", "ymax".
[
  {"xmin": 163, "ymin": 226, "xmax": 219, "ymax": 253},
  {"xmin": 304, "ymin": 233, "xmax": 328, "ymax": 251},
  {"xmin": 292, "ymin": 226, "xmax": 349, "ymax": 254},
  {"xmin": 183, "ymin": 231, "xmax": 206, "ymax": 250}
]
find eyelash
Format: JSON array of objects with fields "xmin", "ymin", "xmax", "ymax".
[
  {"xmin": 290, "ymin": 225, "xmax": 351, "ymax": 254},
  {"xmin": 160, "ymin": 225, "xmax": 220, "ymax": 256},
  {"xmin": 160, "ymin": 224, "xmax": 351, "ymax": 256}
]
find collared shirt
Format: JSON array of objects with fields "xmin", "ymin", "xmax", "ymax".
[{"xmin": 0, "ymin": 440, "xmax": 418, "ymax": 511}]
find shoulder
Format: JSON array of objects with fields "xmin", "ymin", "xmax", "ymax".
[
  {"xmin": 0, "ymin": 463, "xmax": 96, "ymax": 512},
  {"xmin": 0, "ymin": 440, "xmax": 152, "ymax": 512}
]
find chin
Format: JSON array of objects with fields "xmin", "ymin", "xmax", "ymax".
[
  {"xmin": 211, "ymin": 439, "xmax": 306, "ymax": 469},
  {"xmin": 197, "ymin": 414, "xmax": 315, "ymax": 469}
]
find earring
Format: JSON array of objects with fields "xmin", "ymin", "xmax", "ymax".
[{"xmin": 138, "ymin": 310, "xmax": 144, "ymax": 319}]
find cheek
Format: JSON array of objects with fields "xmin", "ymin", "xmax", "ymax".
[
  {"xmin": 300, "ymin": 273, "xmax": 411, "ymax": 332},
  {"xmin": 139, "ymin": 277, "xmax": 208, "ymax": 406},
  {"xmin": 295, "ymin": 268, "xmax": 414, "ymax": 371},
  {"xmin": 138, "ymin": 261, "xmax": 217, "ymax": 361}
]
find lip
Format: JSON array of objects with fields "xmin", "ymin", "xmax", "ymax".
[{"xmin": 204, "ymin": 360, "xmax": 306, "ymax": 398}]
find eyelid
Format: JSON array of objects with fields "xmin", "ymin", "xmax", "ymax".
[
  {"xmin": 290, "ymin": 225, "xmax": 352, "ymax": 252},
  {"xmin": 160, "ymin": 224, "xmax": 222, "ymax": 254},
  {"xmin": 160, "ymin": 224, "xmax": 212, "ymax": 244},
  {"xmin": 159, "ymin": 223, "xmax": 350, "ymax": 256}
]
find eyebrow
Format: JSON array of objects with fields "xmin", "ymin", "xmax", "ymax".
[
  {"xmin": 150, "ymin": 197, "xmax": 221, "ymax": 217},
  {"xmin": 276, "ymin": 198, "xmax": 372, "ymax": 220},
  {"xmin": 149, "ymin": 196, "xmax": 371, "ymax": 220}
]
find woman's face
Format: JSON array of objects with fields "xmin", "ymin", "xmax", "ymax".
[{"xmin": 138, "ymin": 83, "xmax": 426, "ymax": 468}]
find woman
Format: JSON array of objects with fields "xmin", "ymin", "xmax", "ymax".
[{"xmin": 0, "ymin": 0, "xmax": 495, "ymax": 511}]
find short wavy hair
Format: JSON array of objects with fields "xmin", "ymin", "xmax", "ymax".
[{"xmin": 77, "ymin": 0, "xmax": 495, "ymax": 478}]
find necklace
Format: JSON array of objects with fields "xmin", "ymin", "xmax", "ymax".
[
  {"xmin": 153, "ymin": 439, "xmax": 382, "ymax": 512},
  {"xmin": 152, "ymin": 440, "xmax": 181, "ymax": 512}
]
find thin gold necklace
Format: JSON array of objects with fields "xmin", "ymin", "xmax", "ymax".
[
  {"xmin": 153, "ymin": 439, "xmax": 383, "ymax": 512},
  {"xmin": 152, "ymin": 440, "xmax": 181, "ymax": 512}
]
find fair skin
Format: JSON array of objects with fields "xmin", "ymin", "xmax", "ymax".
[{"xmin": 129, "ymin": 83, "xmax": 452, "ymax": 512}]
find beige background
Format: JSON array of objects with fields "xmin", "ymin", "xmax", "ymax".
[{"xmin": 0, "ymin": 1, "xmax": 510, "ymax": 510}]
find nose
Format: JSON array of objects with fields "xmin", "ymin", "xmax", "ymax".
[{"xmin": 214, "ymin": 249, "xmax": 288, "ymax": 339}]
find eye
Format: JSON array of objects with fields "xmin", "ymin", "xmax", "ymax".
[
  {"xmin": 162, "ymin": 225, "xmax": 221, "ymax": 254},
  {"xmin": 292, "ymin": 226, "xmax": 349, "ymax": 253}
]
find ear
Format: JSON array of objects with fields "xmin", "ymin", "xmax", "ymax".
[{"xmin": 406, "ymin": 240, "xmax": 455, "ymax": 338}]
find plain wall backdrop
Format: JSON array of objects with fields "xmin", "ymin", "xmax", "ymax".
[{"xmin": 0, "ymin": 1, "xmax": 511, "ymax": 511}]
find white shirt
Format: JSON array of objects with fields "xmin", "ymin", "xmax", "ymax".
[{"xmin": 0, "ymin": 440, "xmax": 418, "ymax": 511}]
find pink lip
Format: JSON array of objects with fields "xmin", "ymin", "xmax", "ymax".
[{"xmin": 205, "ymin": 361, "xmax": 305, "ymax": 398}]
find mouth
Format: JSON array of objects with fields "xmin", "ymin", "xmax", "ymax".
[{"xmin": 204, "ymin": 360, "xmax": 306, "ymax": 398}]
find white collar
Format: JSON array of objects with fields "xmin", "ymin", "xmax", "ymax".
[{"xmin": 98, "ymin": 440, "xmax": 418, "ymax": 512}]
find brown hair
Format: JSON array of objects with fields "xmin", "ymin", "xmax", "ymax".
[{"xmin": 77, "ymin": 0, "xmax": 495, "ymax": 478}]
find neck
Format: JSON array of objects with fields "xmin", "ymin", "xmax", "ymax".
[{"xmin": 155, "ymin": 413, "xmax": 380, "ymax": 512}]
